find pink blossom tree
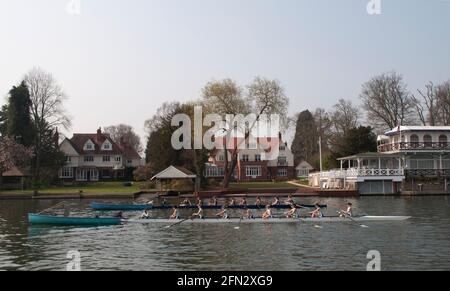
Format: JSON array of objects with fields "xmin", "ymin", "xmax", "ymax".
[{"xmin": 0, "ymin": 136, "xmax": 33, "ymax": 191}]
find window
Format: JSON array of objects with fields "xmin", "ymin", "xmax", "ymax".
[
  {"xmin": 242, "ymin": 155, "xmax": 249, "ymax": 162},
  {"xmin": 102, "ymin": 141, "xmax": 112, "ymax": 151},
  {"xmin": 84, "ymin": 156, "xmax": 94, "ymax": 162},
  {"xmin": 410, "ymin": 135, "xmax": 419, "ymax": 148},
  {"xmin": 218, "ymin": 155, "xmax": 225, "ymax": 162},
  {"xmin": 423, "ymin": 135, "xmax": 432, "ymax": 147},
  {"xmin": 247, "ymin": 143, "xmax": 257, "ymax": 149},
  {"xmin": 60, "ymin": 167, "xmax": 73, "ymax": 178},
  {"xmin": 278, "ymin": 168, "xmax": 288, "ymax": 177},
  {"xmin": 439, "ymin": 135, "xmax": 448, "ymax": 147},
  {"xmin": 255, "ymin": 154, "xmax": 261, "ymax": 162},
  {"xmin": 116, "ymin": 156, "xmax": 122, "ymax": 162},
  {"xmin": 246, "ymin": 166, "xmax": 261, "ymax": 177},
  {"xmin": 65, "ymin": 156, "xmax": 71, "ymax": 162},
  {"xmin": 409, "ymin": 159, "xmax": 435, "ymax": 169},
  {"xmin": 278, "ymin": 156, "xmax": 287, "ymax": 166},
  {"xmin": 84, "ymin": 140, "xmax": 95, "ymax": 151},
  {"xmin": 76, "ymin": 169, "xmax": 87, "ymax": 181},
  {"xmin": 279, "ymin": 145, "xmax": 286, "ymax": 151},
  {"xmin": 205, "ymin": 166, "xmax": 225, "ymax": 177},
  {"xmin": 90, "ymin": 169, "xmax": 99, "ymax": 181},
  {"xmin": 103, "ymin": 156, "xmax": 111, "ymax": 162},
  {"xmin": 127, "ymin": 160, "xmax": 132, "ymax": 165}
]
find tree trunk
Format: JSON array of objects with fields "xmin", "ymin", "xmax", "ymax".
[{"xmin": 0, "ymin": 173, "xmax": 3, "ymax": 192}]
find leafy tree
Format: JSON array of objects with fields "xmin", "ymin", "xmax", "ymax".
[
  {"xmin": 6, "ymin": 81, "xmax": 34, "ymax": 146},
  {"xmin": 0, "ymin": 105, "xmax": 7, "ymax": 137},
  {"xmin": 332, "ymin": 126, "xmax": 377, "ymax": 159},
  {"xmin": 0, "ymin": 136, "xmax": 33, "ymax": 191},
  {"xmin": 291, "ymin": 110, "xmax": 319, "ymax": 164}
]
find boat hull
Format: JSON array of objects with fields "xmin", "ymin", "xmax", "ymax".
[
  {"xmin": 91, "ymin": 203, "xmax": 327, "ymax": 211},
  {"xmin": 28, "ymin": 214, "xmax": 122, "ymax": 226},
  {"xmin": 126, "ymin": 216, "xmax": 411, "ymax": 224}
]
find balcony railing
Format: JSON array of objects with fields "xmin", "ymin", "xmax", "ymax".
[
  {"xmin": 378, "ymin": 142, "xmax": 450, "ymax": 153},
  {"xmin": 318, "ymin": 168, "xmax": 404, "ymax": 179}
]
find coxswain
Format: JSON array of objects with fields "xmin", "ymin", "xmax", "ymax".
[{"xmin": 140, "ymin": 210, "xmax": 150, "ymax": 220}]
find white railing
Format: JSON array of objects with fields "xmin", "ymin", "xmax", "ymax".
[{"xmin": 315, "ymin": 168, "xmax": 404, "ymax": 179}]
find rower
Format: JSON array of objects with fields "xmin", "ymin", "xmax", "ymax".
[
  {"xmin": 114, "ymin": 212, "xmax": 124, "ymax": 219},
  {"xmin": 284, "ymin": 204, "xmax": 298, "ymax": 219},
  {"xmin": 244, "ymin": 209, "xmax": 254, "ymax": 219},
  {"xmin": 271, "ymin": 197, "xmax": 280, "ymax": 206},
  {"xmin": 140, "ymin": 210, "xmax": 150, "ymax": 220},
  {"xmin": 285, "ymin": 195, "xmax": 295, "ymax": 205},
  {"xmin": 339, "ymin": 203, "xmax": 353, "ymax": 218},
  {"xmin": 262, "ymin": 206, "xmax": 273, "ymax": 220},
  {"xmin": 309, "ymin": 203, "xmax": 324, "ymax": 218},
  {"xmin": 241, "ymin": 197, "xmax": 247, "ymax": 206},
  {"xmin": 147, "ymin": 200, "xmax": 154, "ymax": 205},
  {"xmin": 209, "ymin": 196, "xmax": 218, "ymax": 206},
  {"xmin": 255, "ymin": 196, "xmax": 262, "ymax": 206},
  {"xmin": 192, "ymin": 205, "xmax": 204, "ymax": 219},
  {"xmin": 216, "ymin": 206, "xmax": 229, "ymax": 219},
  {"xmin": 229, "ymin": 198, "xmax": 236, "ymax": 207},
  {"xmin": 180, "ymin": 198, "xmax": 192, "ymax": 207},
  {"xmin": 197, "ymin": 197, "xmax": 203, "ymax": 206},
  {"xmin": 161, "ymin": 198, "xmax": 167, "ymax": 206},
  {"xmin": 170, "ymin": 206, "xmax": 180, "ymax": 220}
]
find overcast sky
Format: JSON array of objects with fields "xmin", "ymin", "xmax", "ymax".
[{"xmin": 1, "ymin": 0, "xmax": 449, "ymax": 143}]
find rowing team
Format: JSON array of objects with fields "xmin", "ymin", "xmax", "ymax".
[
  {"xmin": 179, "ymin": 195, "xmax": 299, "ymax": 208},
  {"xmin": 140, "ymin": 201, "xmax": 354, "ymax": 220}
]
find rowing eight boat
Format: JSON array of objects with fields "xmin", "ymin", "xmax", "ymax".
[{"xmin": 126, "ymin": 216, "xmax": 411, "ymax": 224}]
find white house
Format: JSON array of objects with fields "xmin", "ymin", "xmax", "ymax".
[
  {"xmin": 310, "ymin": 126, "xmax": 450, "ymax": 195},
  {"xmin": 58, "ymin": 128, "xmax": 141, "ymax": 182}
]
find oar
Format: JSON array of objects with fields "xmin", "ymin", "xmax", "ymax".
[
  {"xmin": 338, "ymin": 212, "xmax": 369, "ymax": 228},
  {"xmin": 165, "ymin": 216, "xmax": 194, "ymax": 229},
  {"xmin": 37, "ymin": 201, "xmax": 66, "ymax": 215}
]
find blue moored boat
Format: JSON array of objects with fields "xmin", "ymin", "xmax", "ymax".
[
  {"xmin": 90, "ymin": 202, "xmax": 154, "ymax": 211},
  {"xmin": 28, "ymin": 214, "xmax": 122, "ymax": 226}
]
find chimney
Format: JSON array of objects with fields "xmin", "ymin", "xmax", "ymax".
[
  {"xmin": 53, "ymin": 128, "xmax": 59, "ymax": 148},
  {"xmin": 96, "ymin": 127, "xmax": 102, "ymax": 141}
]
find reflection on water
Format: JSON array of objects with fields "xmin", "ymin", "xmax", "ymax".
[{"xmin": 1, "ymin": 196, "xmax": 450, "ymax": 271}]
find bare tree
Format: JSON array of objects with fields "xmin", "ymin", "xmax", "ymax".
[
  {"xmin": 104, "ymin": 124, "xmax": 143, "ymax": 154},
  {"xmin": 314, "ymin": 108, "xmax": 332, "ymax": 151},
  {"xmin": 411, "ymin": 82, "xmax": 439, "ymax": 126},
  {"xmin": 330, "ymin": 99, "xmax": 360, "ymax": 136},
  {"xmin": 202, "ymin": 77, "xmax": 289, "ymax": 188},
  {"xmin": 25, "ymin": 67, "xmax": 71, "ymax": 183},
  {"xmin": 360, "ymin": 72, "xmax": 415, "ymax": 132},
  {"xmin": 436, "ymin": 81, "xmax": 450, "ymax": 125}
]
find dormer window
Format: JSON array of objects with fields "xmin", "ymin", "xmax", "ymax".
[
  {"xmin": 84, "ymin": 140, "xmax": 95, "ymax": 151},
  {"xmin": 102, "ymin": 140, "xmax": 112, "ymax": 151}
]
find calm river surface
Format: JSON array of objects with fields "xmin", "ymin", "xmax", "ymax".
[{"xmin": 1, "ymin": 196, "xmax": 450, "ymax": 271}]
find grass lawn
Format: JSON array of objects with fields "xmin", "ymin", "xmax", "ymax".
[
  {"xmin": 229, "ymin": 182, "xmax": 296, "ymax": 189},
  {"xmin": 0, "ymin": 182, "xmax": 146, "ymax": 196}
]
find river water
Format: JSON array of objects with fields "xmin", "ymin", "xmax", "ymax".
[{"xmin": 0, "ymin": 196, "xmax": 449, "ymax": 271}]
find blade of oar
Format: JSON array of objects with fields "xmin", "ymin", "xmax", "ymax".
[{"xmin": 234, "ymin": 216, "xmax": 243, "ymax": 230}]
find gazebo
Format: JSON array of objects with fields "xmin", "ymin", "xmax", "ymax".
[
  {"xmin": 151, "ymin": 166, "xmax": 200, "ymax": 194},
  {"xmin": 1, "ymin": 166, "xmax": 31, "ymax": 191}
]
